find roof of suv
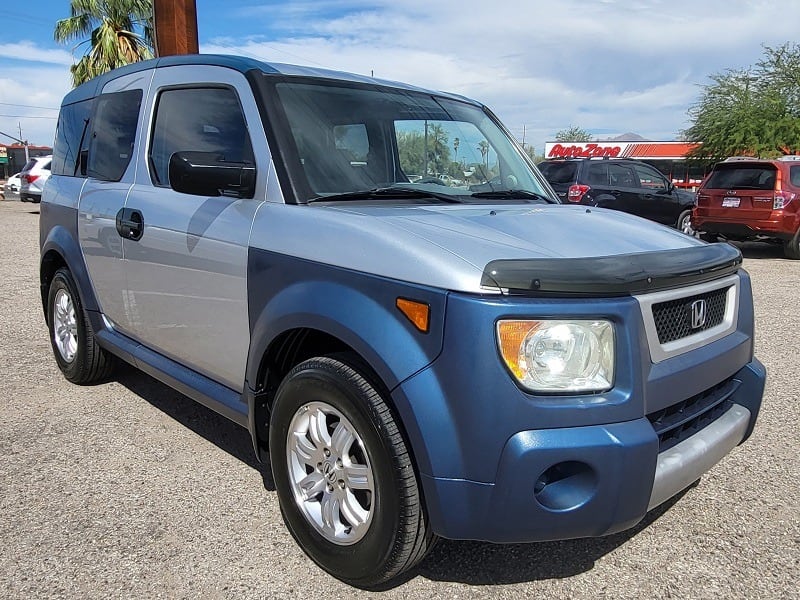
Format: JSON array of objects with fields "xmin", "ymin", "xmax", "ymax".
[{"xmin": 62, "ymin": 54, "xmax": 480, "ymax": 107}]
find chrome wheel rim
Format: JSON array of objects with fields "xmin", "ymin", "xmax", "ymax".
[
  {"xmin": 681, "ymin": 213, "xmax": 695, "ymax": 236},
  {"xmin": 53, "ymin": 288, "xmax": 78, "ymax": 363},
  {"xmin": 286, "ymin": 401, "xmax": 375, "ymax": 545}
]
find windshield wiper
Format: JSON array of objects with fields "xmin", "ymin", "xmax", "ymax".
[
  {"xmin": 307, "ymin": 186, "xmax": 463, "ymax": 204},
  {"xmin": 469, "ymin": 189, "xmax": 558, "ymax": 203}
]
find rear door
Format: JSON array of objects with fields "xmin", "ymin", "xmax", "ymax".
[
  {"xmin": 697, "ymin": 162, "xmax": 776, "ymax": 221},
  {"xmin": 77, "ymin": 70, "xmax": 151, "ymax": 335},
  {"xmin": 592, "ymin": 161, "xmax": 638, "ymax": 211}
]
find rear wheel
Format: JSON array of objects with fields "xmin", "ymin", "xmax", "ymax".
[
  {"xmin": 47, "ymin": 268, "xmax": 114, "ymax": 383},
  {"xmin": 269, "ymin": 355, "xmax": 435, "ymax": 588},
  {"xmin": 784, "ymin": 228, "xmax": 800, "ymax": 259}
]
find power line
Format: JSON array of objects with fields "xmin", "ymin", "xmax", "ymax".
[
  {"xmin": 0, "ymin": 102, "xmax": 59, "ymax": 111},
  {"xmin": 0, "ymin": 114, "xmax": 57, "ymax": 120}
]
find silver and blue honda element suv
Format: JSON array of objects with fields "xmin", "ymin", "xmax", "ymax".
[{"xmin": 40, "ymin": 55, "xmax": 765, "ymax": 588}]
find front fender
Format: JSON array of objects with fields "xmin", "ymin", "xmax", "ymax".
[{"xmin": 245, "ymin": 250, "xmax": 447, "ymax": 391}]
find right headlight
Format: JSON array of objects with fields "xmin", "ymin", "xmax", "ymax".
[{"xmin": 496, "ymin": 319, "xmax": 615, "ymax": 393}]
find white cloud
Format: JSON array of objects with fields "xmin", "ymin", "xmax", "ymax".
[
  {"xmin": 202, "ymin": 0, "xmax": 800, "ymax": 151},
  {"xmin": 0, "ymin": 41, "xmax": 73, "ymax": 66}
]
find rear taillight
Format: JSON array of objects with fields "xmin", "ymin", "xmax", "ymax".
[
  {"xmin": 567, "ymin": 184, "xmax": 590, "ymax": 203},
  {"xmin": 22, "ymin": 174, "xmax": 39, "ymax": 184},
  {"xmin": 774, "ymin": 190, "xmax": 795, "ymax": 209}
]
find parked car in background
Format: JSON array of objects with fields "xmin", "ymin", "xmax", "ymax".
[
  {"xmin": 538, "ymin": 157, "xmax": 697, "ymax": 233},
  {"xmin": 4, "ymin": 172, "xmax": 22, "ymax": 192},
  {"xmin": 693, "ymin": 156, "xmax": 800, "ymax": 259},
  {"xmin": 20, "ymin": 155, "xmax": 52, "ymax": 203}
]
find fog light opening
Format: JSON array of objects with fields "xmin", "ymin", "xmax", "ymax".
[{"xmin": 534, "ymin": 461, "xmax": 597, "ymax": 511}]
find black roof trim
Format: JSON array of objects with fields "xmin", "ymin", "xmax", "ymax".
[{"xmin": 481, "ymin": 243, "xmax": 742, "ymax": 296}]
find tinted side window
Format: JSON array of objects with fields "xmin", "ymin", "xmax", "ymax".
[
  {"xmin": 539, "ymin": 161, "xmax": 578, "ymax": 184},
  {"xmin": 607, "ymin": 164, "xmax": 637, "ymax": 187},
  {"xmin": 585, "ymin": 162, "xmax": 608, "ymax": 185},
  {"xmin": 632, "ymin": 163, "xmax": 667, "ymax": 190},
  {"xmin": 149, "ymin": 87, "xmax": 254, "ymax": 187},
  {"xmin": 52, "ymin": 99, "xmax": 93, "ymax": 177},
  {"xmin": 87, "ymin": 90, "xmax": 142, "ymax": 182},
  {"xmin": 791, "ymin": 166, "xmax": 800, "ymax": 187}
]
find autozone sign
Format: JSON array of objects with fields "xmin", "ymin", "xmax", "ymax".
[{"xmin": 546, "ymin": 143, "xmax": 623, "ymax": 158}]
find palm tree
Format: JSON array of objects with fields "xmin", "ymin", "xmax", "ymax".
[{"xmin": 55, "ymin": 0, "xmax": 154, "ymax": 87}]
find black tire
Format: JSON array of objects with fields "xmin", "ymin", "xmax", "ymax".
[
  {"xmin": 269, "ymin": 355, "xmax": 435, "ymax": 588},
  {"xmin": 784, "ymin": 228, "xmax": 800, "ymax": 259},
  {"xmin": 47, "ymin": 268, "xmax": 114, "ymax": 384},
  {"xmin": 699, "ymin": 232, "xmax": 718, "ymax": 243},
  {"xmin": 677, "ymin": 209, "xmax": 694, "ymax": 236}
]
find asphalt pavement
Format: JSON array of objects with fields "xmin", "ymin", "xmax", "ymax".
[{"xmin": 0, "ymin": 199, "xmax": 797, "ymax": 599}]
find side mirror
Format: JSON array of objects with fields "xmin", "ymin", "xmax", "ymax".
[{"xmin": 168, "ymin": 151, "xmax": 256, "ymax": 198}]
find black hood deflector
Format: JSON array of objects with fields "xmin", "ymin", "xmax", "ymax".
[{"xmin": 481, "ymin": 243, "xmax": 742, "ymax": 296}]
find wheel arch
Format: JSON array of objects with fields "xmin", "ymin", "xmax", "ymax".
[{"xmin": 40, "ymin": 225, "xmax": 98, "ymax": 322}]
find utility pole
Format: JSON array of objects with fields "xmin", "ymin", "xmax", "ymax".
[
  {"xmin": 18, "ymin": 123, "xmax": 29, "ymax": 162},
  {"xmin": 153, "ymin": 0, "xmax": 199, "ymax": 57}
]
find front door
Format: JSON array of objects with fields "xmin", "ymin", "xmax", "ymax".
[{"xmin": 122, "ymin": 66, "xmax": 270, "ymax": 391}]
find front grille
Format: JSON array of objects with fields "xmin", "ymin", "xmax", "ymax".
[
  {"xmin": 653, "ymin": 286, "xmax": 728, "ymax": 344},
  {"xmin": 647, "ymin": 378, "xmax": 739, "ymax": 452}
]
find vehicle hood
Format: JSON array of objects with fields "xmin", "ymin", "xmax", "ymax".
[{"xmin": 255, "ymin": 203, "xmax": 711, "ymax": 294}]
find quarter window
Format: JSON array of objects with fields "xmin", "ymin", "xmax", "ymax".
[
  {"xmin": 149, "ymin": 87, "xmax": 254, "ymax": 187},
  {"xmin": 87, "ymin": 90, "xmax": 143, "ymax": 181},
  {"xmin": 52, "ymin": 98, "xmax": 93, "ymax": 177}
]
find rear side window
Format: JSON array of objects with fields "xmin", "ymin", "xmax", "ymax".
[
  {"xmin": 790, "ymin": 166, "xmax": 800, "ymax": 187},
  {"xmin": 52, "ymin": 99, "xmax": 93, "ymax": 176},
  {"xmin": 607, "ymin": 163, "xmax": 637, "ymax": 187},
  {"xmin": 87, "ymin": 89, "xmax": 143, "ymax": 182},
  {"xmin": 705, "ymin": 165, "xmax": 776, "ymax": 190},
  {"xmin": 21, "ymin": 159, "xmax": 36, "ymax": 172},
  {"xmin": 538, "ymin": 161, "xmax": 577, "ymax": 184},
  {"xmin": 148, "ymin": 87, "xmax": 254, "ymax": 187}
]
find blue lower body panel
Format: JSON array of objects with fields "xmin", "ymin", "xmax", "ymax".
[{"xmin": 419, "ymin": 359, "xmax": 764, "ymax": 543}]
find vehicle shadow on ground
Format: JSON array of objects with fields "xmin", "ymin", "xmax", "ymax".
[
  {"xmin": 414, "ymin": 491, "xmax": 687, "ymax": 586},
  {"xmin": 111, "ymin": 361, "xmax": 689, "ymax": 588},
  {"xmin": 113, "ymin": 362, "xmax": 276, "ymax": 491},
  {"xmin": 729, "ymin": 241, "xmax": 786, "ymax": 260}
]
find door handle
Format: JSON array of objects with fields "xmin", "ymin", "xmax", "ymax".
[{"xmin": 115, "ymin": 208, "xmax": 144, "ymax": 241}]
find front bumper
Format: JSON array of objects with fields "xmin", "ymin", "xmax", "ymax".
[{"xmin": 417, "ymin": 358, "xmax": 764, "ymax": 543}]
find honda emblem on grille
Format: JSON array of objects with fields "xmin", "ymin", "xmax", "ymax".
[{"xmin": 690, "ymin": 299, "xmax": 707, "ymax": 329}]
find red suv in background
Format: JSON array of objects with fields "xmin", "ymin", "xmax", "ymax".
[{"xmin": 694, "ymin": 157, "xmax": 800, "ymax": 259}]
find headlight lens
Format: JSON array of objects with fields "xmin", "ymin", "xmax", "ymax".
[{"xmin": 497, "ymin": 320, "xmax": 614, "ymax": 393}]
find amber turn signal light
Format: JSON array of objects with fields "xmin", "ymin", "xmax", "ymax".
[{"xmin": 396, "ymin": 298, "xmax": 430, "ymax": 333}]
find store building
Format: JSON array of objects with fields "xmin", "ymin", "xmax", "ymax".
[
  {"xmin": 543, "ymin": 141, "xmax": 707, "ymax": 190},
  {"xmin": 0, "ymin": 144, "xmax": 52, "ymax": 180}
]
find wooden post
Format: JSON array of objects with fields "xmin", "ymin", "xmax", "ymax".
[{"xmin": 153, "ymin": 0, "xmax": 199, "ymax": 57}]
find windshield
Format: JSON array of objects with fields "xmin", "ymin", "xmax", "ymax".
[{"xmin": 263, "ymin": 78, "xmax": 555, "ymax": 204}]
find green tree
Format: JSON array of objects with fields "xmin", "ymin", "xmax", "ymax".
[
  {"xmin": 684, "ymin": 43, "xmax": 800, "ymax": 160},
  {"xmin": 554, "ymin": 125, "xmax": 593, "ymax": 142},
  {"xmin": 55, "ymin": 0, "xmax": 154, "ymax": 87},
  {"xmin": 397, "ymin": 130, "xmax": 425, "ymax": 176}
]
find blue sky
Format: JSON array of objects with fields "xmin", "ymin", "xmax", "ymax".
[{"xmin": 2, "ymin": 0, "xmax": 800, "ymax": 152}]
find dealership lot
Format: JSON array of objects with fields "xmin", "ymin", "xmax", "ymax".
[{"xmin": 0, "ymin": 199, "xmax": 797, "ymax": 599}]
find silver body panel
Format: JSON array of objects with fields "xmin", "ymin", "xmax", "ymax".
[
  {"xmin": 78, "ymin": 70, "xmax": 154, "ymax": 336},
  {"xmin": 249, "ymin": 203, "xmax": 704, "ymax": 294},
  {"xmin": 121, "ymin": 65, "xmax": 270, "ymax": 391},
  {"xmin": 648, "ymin": 403, "xmax": 750, "ymax": 510}
]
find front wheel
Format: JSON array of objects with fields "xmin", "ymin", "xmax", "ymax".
[
  {"xmin": 269, "ymin": 355, "xmax": 435, "ymax": 588},
  {"xmin": 677, "ymin": 209, "xmax": 695, "ymax": 236}
]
